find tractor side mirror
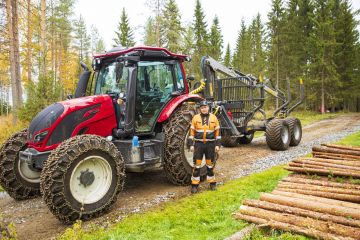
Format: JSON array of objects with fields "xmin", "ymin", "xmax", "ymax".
[
  {"xmin": 187, "ymin": 75, "xmax": 195, "ymax": 81},
  {"xmin": 92, "ymin": 58, "xmax": 101, "ymax": 71}
]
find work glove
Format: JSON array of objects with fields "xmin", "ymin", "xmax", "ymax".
[
  {"xmin": 215, "ymin": 146, "xmax": 220, "ymax": 152},
  {"xmin": 190, "ymin": 146, "xmax": 194, "ymax": 152}
]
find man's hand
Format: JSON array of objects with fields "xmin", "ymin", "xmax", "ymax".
[
  {"xmin": 215, "ymin": 146, "xmax": 220, "ymax": 152},
  {"xmin": 190, "ymin": 146, "xmax": 194, "ymax": 152}
]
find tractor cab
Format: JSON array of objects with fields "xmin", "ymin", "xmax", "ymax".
[{"xmin": 90, "ymin": 46, "xmax": 190, "ymax": 138}]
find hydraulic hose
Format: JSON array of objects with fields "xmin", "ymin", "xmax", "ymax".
[{"xmin": 190, "ymin": 80, "xmax": 206, "ymax": 94}]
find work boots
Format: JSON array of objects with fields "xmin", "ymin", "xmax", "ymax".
[
  {"xmin": 210, "ymin": 182, "xmax": 217, "ymax": 191},
  {"xmin": 191, "ymin": 184, "xmax": 199, "ymax": 194}
]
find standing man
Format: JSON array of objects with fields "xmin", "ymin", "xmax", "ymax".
[{"xmin": 188, "ymin": 100, "xmax": 221, "ymax": 193}]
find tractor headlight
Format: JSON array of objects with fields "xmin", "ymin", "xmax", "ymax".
[{"xmin": 34, "ymin": 131, "xmax": 48, "ymax": 143}]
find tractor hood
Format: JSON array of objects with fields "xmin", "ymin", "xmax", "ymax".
[{"xmin": 28, "ymin": 95, "xmax": 117, "ymax": 151}]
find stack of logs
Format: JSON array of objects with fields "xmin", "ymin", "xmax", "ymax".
[{"xmin": 234, "ymin": 144, "xmax": 360, "ymax": 240}]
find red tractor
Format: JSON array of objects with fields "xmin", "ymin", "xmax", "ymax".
[{"xmin": 0, "ymin": 46, "xmax": 303, "ymax": 224}]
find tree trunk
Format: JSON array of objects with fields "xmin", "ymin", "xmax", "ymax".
[
  {"xmin": 26, "ymin": 0, "xmax": 32, "ymax": 83},
  {"xmin": 239, "ymin": 205, "xmax": 360, "ymax": 239},
  {"xmin": 321, "ymin": 68, "xmax": 325, "ymax": 114},
  {"xmin": 285, "ymin": 166, "xmax": 360, "ymax": 178},
  {"xmin": 322, "ymin": 144, "xmax": 360, "ymax": 152},
  {"xmin": 40, "ymin": 0, "xmax": 46, "ymax": 76},
  {"xmin": 6, "ymin": 0, "xmax": 23, "ymax": 123},
  {"xmin": 283, "ymin": 175, "xmax": 360, "ymax": 189},
  {"xmin": 259, "ymin": 193, "xmax": 360, "ymax": 219},
  {"xmin": 272, "ymin": 190, "xmax": 360, "ymax": 209},
  {"xmin": 278, "ymin": 182, "xmax": 360, "ymax": 196},
  {"xmin": 234, "ymin": 213, "xmax": 355, "ymax": 240},
  {"xmin": 275, "ymin": 187, "xmax": 360, "ymax": 203},
  {"xmin": 243, "ymin": 199, "xmax": 360, "ymax": 227}
]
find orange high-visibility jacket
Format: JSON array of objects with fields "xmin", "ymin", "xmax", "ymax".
[{"xmin": 190, "ymin": 113, "xmax": 221, "ymax": 144}]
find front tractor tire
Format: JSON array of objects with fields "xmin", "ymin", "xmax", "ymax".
[
  {"xmin": 163, "ymin": 105, "xmax": 207, "ymax": 185},
  {"xmin": 265, "ymin": 119, "xmax": 291, "ymax": 151},
  {"xmin": 0, "ymin": 129, "xmax": 41, "ymax": 200},
  {"xmin": 40, "ymin": 135, "xmax": 125, "ymax": 224}
]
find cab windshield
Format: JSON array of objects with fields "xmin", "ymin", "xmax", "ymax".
[{"xmin": 95, "ymin": 61, "xmax": 128, "ymax": 95}]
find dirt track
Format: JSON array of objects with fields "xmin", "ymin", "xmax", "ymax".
[{"xmin": 1, "ymin": 114, "xmax": 360, "ymax": 239}]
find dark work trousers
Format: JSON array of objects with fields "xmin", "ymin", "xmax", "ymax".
[{"xmin": 191, "ymin": 141, "xmax": 216, "ymax": 185}]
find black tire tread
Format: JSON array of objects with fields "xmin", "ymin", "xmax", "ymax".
[
  {"xmin": 163, "ymin": 104, "xmax": 196, "ymax": 186},
  {"xmin": 285, "ymin": 117, "xmax": 302, "ymax": 146},
  {"xmin": 238, "ymin": 133, "xmax": 254, "ymax": 145},
  {"xmin": 221, "ymin": 133, "xmax": 239, "ymax": 147},
  {"xmin": 0, "ymin": 129, "xmax": 41, "ymax": 200},
  {"xmin": 40, "ymin": 134, "xmax": 125, "ymax": 224},
  {"xmin": 265, "ymin": 119, "xmax": 290, "ymax": 151}
]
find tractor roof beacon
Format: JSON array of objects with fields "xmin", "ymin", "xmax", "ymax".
[{"xmin": 0, "ymin": 46, "xmax": 304, "ymax": 224}]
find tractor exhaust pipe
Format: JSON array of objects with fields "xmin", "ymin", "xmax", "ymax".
[{"xmin": 74, "ymin": 62, "xmax": 91, "ymax": 98}]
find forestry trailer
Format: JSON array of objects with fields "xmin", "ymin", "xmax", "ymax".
[{"xmin": 0, "ymin": 46, "xmax": 304, "ymax": 224}]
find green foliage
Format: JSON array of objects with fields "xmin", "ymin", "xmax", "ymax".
[
  {"xmin": 192, "ymin": 0, "xmax": 208, "ymax": 79},
  {"xmin": 113, "ymin": 8, "xmax": 135, "ymax": 48},
  {"xmin": 0, "ymin": 214, "xmax": 17, "ymax": 240},
  {"xmin": 209, "ymin": 16, "xmax": 223, "ymax": 61},
  {"xmin": 59, "ymin": 165, "xmax": 288, "ymax": 240},
  {"xmin": 336, "ymin": 130, "xmax": 360, "ymax": 146},
  {"xmin": 161, "ymin": 0, "xmax": 183, "ymax": 53},
  {"xmin": 143, "ymin": 17, "xmax": 157, "ymax": 47},
  {"xmin": 0, "ymin": 115, "xmax": 28, "ymax": 145},
  {"xmin": 223, "ymin": 43, "xmax": 231, "ymax": 67},
  {"xmin": 232, "ymin": 19, "xmax": 252, "ymax": 73},
  {"xmin": 74, "ymin": 15, "xmax": 91, "ymax": 61},
  {"xmin": 19, "ymin": 74, "xmax": 62, "ymax": 122}
]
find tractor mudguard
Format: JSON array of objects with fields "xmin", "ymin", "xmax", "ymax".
[{"xmin": 157, "ymin": 94, "xmax": 203, "ymax": 123}]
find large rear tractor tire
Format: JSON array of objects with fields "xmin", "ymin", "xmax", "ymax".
[
  {"xmin": 285, "ymin": 117, "xmax": 302, "ymax": 146},
  {"xmin": 163, "ymin": 104, "xmax": 207, "ymax": 185},
  {"xmin": 221, "ymin": 133, "xmax": 239, "ymax": 147},
  {"xmin": 265, "ymin": 119, "xmax": 290, "ymax": 151},
  {"xmin": 238, "ymin": 133, "xmax": 254, "ymax": 144},
  {"xmin": 0, "ymin": 129, "xmax": 41, "ymax": 200},
  {"xmin": 40, "ymin": 135, "xmax": 125, "ymax": 224}
]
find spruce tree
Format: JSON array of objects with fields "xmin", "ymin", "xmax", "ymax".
[
  {"xmin": 309, "ymin": 0, "xmax": 338, "ymax": 113},
  {"xmin": 249, "ymin": 14, "xmax": 265, "ymax": 77},
  {"xmin": 182, "ymin": 25, "xmax": 195, "ymax": 74},
  {"xmin": 223, "ymin": 43, "xmax": 231, "ymax": 67},
  {"xmin": 113, "ymin": 8, "xmax": 135, "ymax": 48},
  {"xmin": 143, "ymin": 17, "xmax": 157, "ymax": 46},
  {"xmin": 209, "ymin": 16, "xmax": 223, "ymax": 61},
  {"xmin": 192, "ymin": 0, "xmax": 208, "ymax": 78},
  {"xmin": 232, "ymin": 19, "xmax": 251, "ymax": 73},
  {"xmin": 161, "ymin": 0, "xmax": 183, "ymax": 53},
  {"xmin": 74, "ymin": 15, "xmax": 91, "ymax": 62}
]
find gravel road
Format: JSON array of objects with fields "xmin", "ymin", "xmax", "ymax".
[{"xmin": 0, "ymin": 114, "xmax": 359, "ymax": 239}]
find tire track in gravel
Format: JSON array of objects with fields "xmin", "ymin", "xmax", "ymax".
[{"xmin": 0, "ymin": 114, "xmax": 359, "ymax": 240}]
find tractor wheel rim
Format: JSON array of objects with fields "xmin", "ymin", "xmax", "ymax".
[
  {"xmin": 294, "ymin": 124, "xmax": 301, "ymax": 140},
  {"xmin": 184, "ymin": 130, "xmax": 205, "ymax": 168},
  {"xmin": 18, "ymin": 157, "xmax": 41, "ymax": 183},
  {"xmin": 70, "ymin": 155, "xmax": 112, "ymax": 205},
  {"xmin": 281, "ymin": 126, "xmax": 289, "ymax": 144}
]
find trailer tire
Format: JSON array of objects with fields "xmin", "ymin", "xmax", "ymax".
[
  {"xmin": 285, "ymin": 117, "xmax": 302, "ymax": 146},
  {"xmin": 239, "ymin": 133, "xmax": 254, "ymax": 144},
  {"xmin": 266, "ymin": 119, "xmax": 290, "ymax": 151},
  {"xmin": 0, "ymin": 129, "xmax": 41, "ymax": 200},
  {"xmin": 163, "ymin": 104, "xmax": 207, "ymax": 185},
  {"xmin": 221, "ymin": 133, "xmax": 239, "ymax": 147},
  {"xmin": 40, "ymin": 135, "xmax": 125, "ymax": 224}
]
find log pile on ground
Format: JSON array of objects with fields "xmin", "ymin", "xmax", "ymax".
[{"xmin": 234, "ymin": 144, "xmax": 360, "ymax": 240}]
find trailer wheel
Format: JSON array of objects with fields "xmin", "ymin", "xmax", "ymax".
[
  {"xmin": 0, "ymin": 129, "xmax": 41, "ymax": 200},
  {"xmin": 163, "ymin": 104, "xmax": 207, "ymax": 185},
  {"xmin": 238, "ymin": 133, "xmax": 254, "ymax": 144},
  {"xmin": 40, "ymin": 135, "xmax": 125, "ymax": 224},
  {"xmin": 265, "ymin": 119, "xmax": 290, "ymax": 151},
  {"xmin": 285, "ymin": 117, "xmax": 302, "ymax": 146},
  {"xmin": 220, "ymin": 133, "xmax": 239, "ymax": 147}
]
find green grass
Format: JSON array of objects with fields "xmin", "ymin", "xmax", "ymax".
[
  {"xmin": 336, "ymin": 130, "xmax": 360, "ymax": 147},
  {"xmin": 60, "ymin": 165, "xmax": 290, "ymax": 240}
]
